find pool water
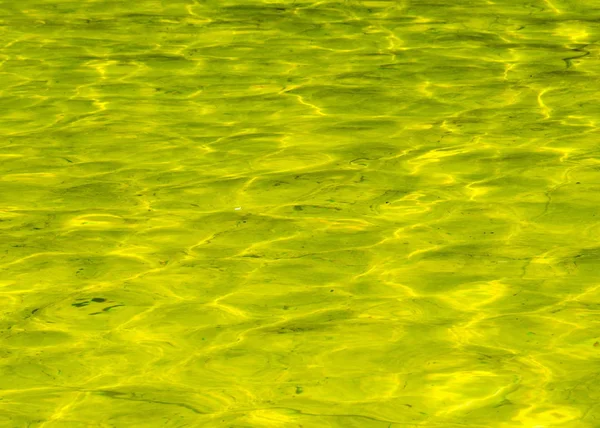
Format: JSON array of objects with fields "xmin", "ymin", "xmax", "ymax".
[{"xmin": 1, "ymin": 0, "xmax": 600, "ymax": 427}]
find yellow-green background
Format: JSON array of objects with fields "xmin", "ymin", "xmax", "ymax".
[{"xmin": 1, "ymin": 0, "xmax": 600, "ymax": 427}]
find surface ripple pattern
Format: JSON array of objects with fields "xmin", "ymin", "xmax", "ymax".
[{"xmin": 1, "ymin": 0, "xmax": 600, "ymax": 427}]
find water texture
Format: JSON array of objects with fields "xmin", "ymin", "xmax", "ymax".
[{"xmin": 1, "ymin": 0, "xmax": 600, "ymax": 427}]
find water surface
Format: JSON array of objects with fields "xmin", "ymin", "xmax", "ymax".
[{"xmin": 1, "ymin": 0, "xmax": 600, "ymax": 427}]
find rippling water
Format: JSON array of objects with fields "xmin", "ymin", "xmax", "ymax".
[{"xmin": 1, "ymin": 1, "xmax": 600, "ymax": 427}]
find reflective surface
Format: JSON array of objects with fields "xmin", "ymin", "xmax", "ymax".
[{"xmin": 1, "ymin": 1, "xmax": 600, "ymax": 427}]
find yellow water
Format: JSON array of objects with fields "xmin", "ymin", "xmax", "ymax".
[{"xmin": 1, "ymin": 0, "xmax": 600, "ymax": 427}]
